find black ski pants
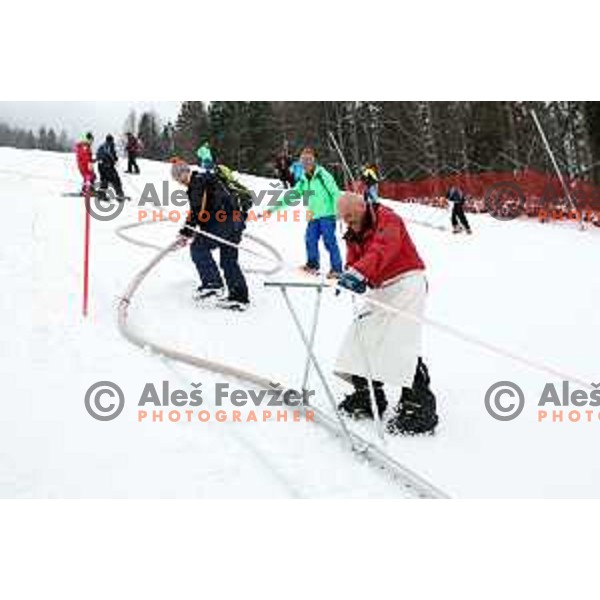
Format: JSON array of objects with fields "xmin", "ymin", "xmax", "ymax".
[
  {"xmin": 99, "ymin": 163, "xmax": 124, "ymax": 197},
  {"xmin": 190, "ymin": 220, "xmax": 249, "ymax": 303},
  {"xmin": 451, "ymin": 202, "xmax": 471, "ymax": 231}
]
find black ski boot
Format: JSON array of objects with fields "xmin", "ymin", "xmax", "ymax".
[
  {"xmin": 96, "ymin": 189, "xmax": 110, "ymax": 202},
  {"xmin": 338, "ymin": 376, "xmax": 387, "ymax": 420},
  {"xmin": 387, "ymin": 358, "xmax": 439, "ymax": 435}
]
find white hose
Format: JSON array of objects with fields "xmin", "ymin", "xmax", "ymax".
[{"xmin": 115, "ymin": 222, "xmax": 450, "ymax": 499}]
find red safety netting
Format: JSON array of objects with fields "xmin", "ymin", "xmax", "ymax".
[{"xmin": 349, "ymin": 169, "xmax": 600, "ymax": 224}]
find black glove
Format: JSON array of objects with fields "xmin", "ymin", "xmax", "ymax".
[
  {"xmin": 179, "ymin": 225, "xmax": 196, "ymax": 238},
  {"xmin": 337, "ymin": 269, "xmax": 368, "ymax": 294}
]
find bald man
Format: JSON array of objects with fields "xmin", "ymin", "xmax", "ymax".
[{"xmin": 335, "ymin": 193, "xmax": 438, "ymax": 435}]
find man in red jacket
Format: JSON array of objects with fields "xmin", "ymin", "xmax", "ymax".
[
  {"xmin": 334, "ymin": 192, "xmax": 438, "ymax": 435},
  {"xmin": 75, "ymin": 132, "xmax": 95, "ymax": 195}
]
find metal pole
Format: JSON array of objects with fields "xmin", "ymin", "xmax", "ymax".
[
  {"xmin": 328, "ymin": 130, "xmax": 356, "ymax": 187},
  {"xmin": 530, "ymin": 108, "xmax": 582, "ymax": 230},
  {"xmin": 300, "ymin": 285, "xmax": 324, "ymax": 394},
  {"xmin": 280, "ymin": 287, "xmax": 357, "ymax": 450},
  {"xmin": 351, "ymin": 296, "xmax": 385, "ymax": 441},
  {"xmin": 327, "ymin": 130, "xmax": 354, "ymax": 234},
  {"xmin": 83, "ymin": 189, "xmax": 91, "ymax": 317}
]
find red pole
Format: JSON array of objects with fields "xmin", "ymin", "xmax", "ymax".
[{"xmin": 83, "ymin": 190, "xmax": 91, "ymax": 317}]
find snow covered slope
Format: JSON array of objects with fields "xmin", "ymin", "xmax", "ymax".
[{"xmin": 2, "ymin": 147, "xmax": 599, "ymax": 498}]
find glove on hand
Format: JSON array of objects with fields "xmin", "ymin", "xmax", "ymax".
[{"xmin": 337, "ymin": 268, "xmax": 368, "ymax": 295}]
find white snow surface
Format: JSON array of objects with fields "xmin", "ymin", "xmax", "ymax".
[{"xmin": 2, "ymin": 147, "xmax": 599, "ymax": 498}]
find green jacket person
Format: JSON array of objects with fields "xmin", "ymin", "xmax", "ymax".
[
  {"xmin": 196, "ymin": 142, "xmax": 214, "ymax": 169},
  {"xmin": 267, "ymin": 147, "xmax": 343, "ymax": 277}
]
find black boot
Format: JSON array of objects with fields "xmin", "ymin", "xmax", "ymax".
[
  {"xmin": 387, "ymin": 358, "xmax": 439, "ymax": 435},
  {"xmin": 338, "ymin": 376, "xmax": 387, "ymax": 420}
]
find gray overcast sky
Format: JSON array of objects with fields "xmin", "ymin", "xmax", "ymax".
[{"xmin": 0, "ymin": 101, "xmax": 181, "ymax": 139}]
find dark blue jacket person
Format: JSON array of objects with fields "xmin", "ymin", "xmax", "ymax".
[
  {"xmin": 96, "ymin": 134, "xmax": 125, "ymax": 200},
  {"xmin": 171, "ymin": 160, "xmax": 249, "ymax": 311},
  {"xmin": 446, "ymin": 186, "xmax": 472, "ymax": 234}
]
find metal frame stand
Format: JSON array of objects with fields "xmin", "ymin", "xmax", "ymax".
[{"xmin": 264, "ymin": 280, "xmax": 358, "ymax": 451}]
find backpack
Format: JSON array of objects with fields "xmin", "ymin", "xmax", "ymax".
[
  {"xmin": 410, "ymin": 357, "xmax": 437, "ymax": 413},
  {"xmin": 214, "ymin": 165, "xmax": 254, "ymax": 214}
]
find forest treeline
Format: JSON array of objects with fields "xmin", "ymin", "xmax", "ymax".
[
  {"xmin": 166, "ymin": 101, "xmax": 600, "ymax": 185},
  {"xmin": 0, "ymin": 122, "xmax": 71, "ymax": 152}
]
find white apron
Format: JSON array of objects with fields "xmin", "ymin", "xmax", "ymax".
[{"xmin": 334, "ymin": 270, "xmax": 427, "ymax": 388}]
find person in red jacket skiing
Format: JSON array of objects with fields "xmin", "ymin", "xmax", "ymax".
[
  {"xmin": 334, "ymin": 192, "xmax": 438, "ymax": 435},
  {"xmin": 75, "ymin": 132, "xmax": 95, "ymax": 195}
]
